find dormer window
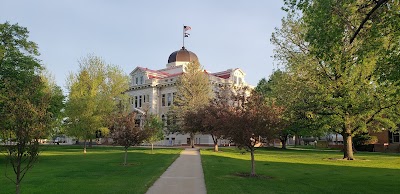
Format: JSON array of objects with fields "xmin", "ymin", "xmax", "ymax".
[
  {"xmin": 140, "ymin": 76, "xmax": 144, "ymax": 84},
  {"xmin": 135, "ymin": 77, "xmax": 138, "ymax": 85}
]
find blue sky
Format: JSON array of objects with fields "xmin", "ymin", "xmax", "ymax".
[{"xmin": 1, "ymin": 0, "xmax": 286, "ymax": 92}]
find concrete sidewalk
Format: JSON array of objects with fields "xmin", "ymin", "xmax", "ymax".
[{"xmin": 146, "ymin": 148, "xmax": 207, "ymax": 194}]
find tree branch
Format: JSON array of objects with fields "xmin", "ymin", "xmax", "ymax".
[
  {"xmin": 363, "ymin": 99, "xmax": 400, "ymax": 127},
  {"xmin": 350, "ymin": 0, "xmax": 388, "ymax": 44}
]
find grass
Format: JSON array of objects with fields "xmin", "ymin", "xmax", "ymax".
[
  {"xmin": 0, "ymin": 145, "xmax": 181, "ymax": 194},
  {"xmin": 201, "ymin": 147, "xmax": 400, "ymax": 194}
]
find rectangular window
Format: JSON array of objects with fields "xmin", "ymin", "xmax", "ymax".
[
  {"xmin": 143, "ymin": 95, "xmax": 146, "ymax": 103},
  {"xmin": 393, "ymin": 132, "xmax": 399, "ymax": 143},
  {"xmin": 135, "ymin": 77, "xmax": 138, "ymax": 85},
  {"xmin": 139, "ymin": 95, "xmax": 142, "ymax": 107},
  {"xmin": 135, "ymin": 96, "xmax": 138, "ymax": 108},
  {"xmin": 140, "ymin": 76, "xmax": 143, "ymax": 84},
  {"xmin": 167, "ymin": 93, "xmax": 172, "ymax": 106},
  {"xmin": 146, "ymin": 94, "xmax": 150, "ymax": 102},
  {"xmin": 162, "ymin": 94, "xmax": 166, "ymax": 106}
]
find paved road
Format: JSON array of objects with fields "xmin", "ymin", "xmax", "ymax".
[{"xmin": 146, "ymin": 148, "xmax": 207, "ymax": 194}]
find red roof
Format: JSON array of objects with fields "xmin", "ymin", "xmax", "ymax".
[
  {"xmin": 212, "ymin": 69, "xmax": 232, "ymax": 79},
  {"xmin": 138, "ymin": 66, "xmax": 235, "ymax": 80}
]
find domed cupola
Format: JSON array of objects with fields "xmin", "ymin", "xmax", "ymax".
[{"xmin": 168, "ymin": 46, "xmax": 198, "ymax": 63}]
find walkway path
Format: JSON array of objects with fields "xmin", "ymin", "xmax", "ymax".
[{"xmin": 146, "ymin": 148, "xmax": 207, "ymax": 194}]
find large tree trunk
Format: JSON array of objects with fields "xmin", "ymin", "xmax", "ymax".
[
  {"xmin": 214, "ymin": 144, "xmax": 219, "ymax": 152},
  {"xmin": 190, "ymin": 133, "xmax": 195, "ymax": 148},
  {"xmin": 280, "ymin": 138, "xmax": 287, "ymax": 149},
  {"xmin": 124, "ymin": 147, "xmax": 128, "ymax": 166},
  {"xmin": 83, "ymin": 139, "xmax": 87, "ymax": 154},
  {"xmin": 151, "ymin": 143, "xmax": 154, "ymax": 154},
  {"xmin": 211, "ymin": 134, "xmax": 219, "ymax": 152},
  {"xmin": 343, "ymin": 131, "xmax": 355, "ymax": 160},
  {"xmin": 250, "ymin": 148, "xmax": 256, "ymax": 177},
  {"xmin": 294, "ymin": 134, "xmax": 300, "ymax": 147},
  {"xmin": 335, "ymin": 133, "xmax": 338, "ymax": 145}
]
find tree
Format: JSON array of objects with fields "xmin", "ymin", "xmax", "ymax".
[
  {"xmin": 277, "ymin": 0, "xmax": 400, "ymax": 160},
  {"xmin": 183, "ymin": 86, "xmax": 234, "ymax": 152},
  {"xmin": 270, "ymin": 14, "xmax": 324, "ymax": 147},
  {"xmin": 168, "ymin": 60, "xmax": 213, "ymax": 147},
  {"xmin": 144, "ymin": 114, "xmax": 164, "ymax": 154},
  {"xmin": 184, "ymin": 98, "xmax": 228, "ymax": 152},
  {"xmin": 225, "ymin": 90, "xmax": 283, "ymax": 176},
  {"xmin": 0, "ymin": 22, "xmax": 56, "ymax": 194},
  {"xmin": 40, "ymin": 71, "xmax": 65, "ymax": 141},
  {"xmin": 2, "ymin": 77, "xmax": 52, "ymax": 194},
  {"xmin": 65, "ymin": 55, "xmax": 129, "ymax": 153},
  {"xmin": 255, "ymin": 70, "xmax": 321, "ymax": 149},
  {"xmin": 110, "ymin": 112, "xmax": 148, "ymax": 165}
]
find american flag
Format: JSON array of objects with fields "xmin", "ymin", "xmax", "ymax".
[{"xmin": 184, "ymin": 26, "xmax": 191, "ymax": 31}]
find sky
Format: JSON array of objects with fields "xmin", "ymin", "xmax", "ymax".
[{"xmin": 1, "ymin": 0, "xmax": 287, "ymax": 93}]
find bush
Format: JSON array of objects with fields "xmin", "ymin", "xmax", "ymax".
[
  {"xmin": 354, "ymin": 133, "xmax": 378, "ymax": 146},
  {"xmin": 354, "ymin": 144, "xmax": 375, "ymax": 152}
]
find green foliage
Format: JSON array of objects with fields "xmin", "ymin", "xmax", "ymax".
[
  {"xmin": 0, "ymin": 22, "xmax": 62, "ymax": 194},
  {"xmin": 254, "ymin": 78, "xmax": 271, "ymax": 97},
  {"xmin": 168, "ymin": 60, "xmax": 213, "ymax": 134},
  {"xmin": 144, "ymin": 114, "xmax": 164, "ymax": 144},
  {"xmin": 273, "ymin": 0, "xmax": 400, "ymax": 159},
  {"xmin": 40, "ymin": 70, "xmax": 66, "ymax": 139},
  {"xmin": 64, "ymin": 55, "xmax": 129, "ymax": 150},
  {"xmin": 353, "ymin": 133, "xmax": 378, "ymax": 146}
]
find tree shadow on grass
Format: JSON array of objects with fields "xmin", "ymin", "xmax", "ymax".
[
  {"xmin": 201, "ymin": 148, "xmax": 400, "ymax": 194},
  {"xmin": 0, "ymin": 146, "xmax": 181, "ymax": 194}
]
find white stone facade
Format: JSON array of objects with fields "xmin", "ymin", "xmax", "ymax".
[{"xmin": 126, "ymin": 48, "xmax": 252, "ymax": 146}]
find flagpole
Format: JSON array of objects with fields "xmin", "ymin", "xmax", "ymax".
[{"xmin": 182, "ymin": 24, "xmax": 185, "ymax": 48}]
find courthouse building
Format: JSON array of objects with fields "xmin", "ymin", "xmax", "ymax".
[{"xmin": 126, "ymin": 46, "xmax": 252, "ymax": 146}]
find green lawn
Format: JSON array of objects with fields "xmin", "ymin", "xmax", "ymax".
[
  {"xmin": 201, "ymin": 148, "xmax": 400, "ymax": 194},
  {"xmin": 0, "ymin": 146, "xmax": 181, "ymax": 194}
]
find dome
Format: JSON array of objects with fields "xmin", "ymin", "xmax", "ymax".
[{"xmin": 168, "ymin": 47, "xmax": 198, "ymax": 63}]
